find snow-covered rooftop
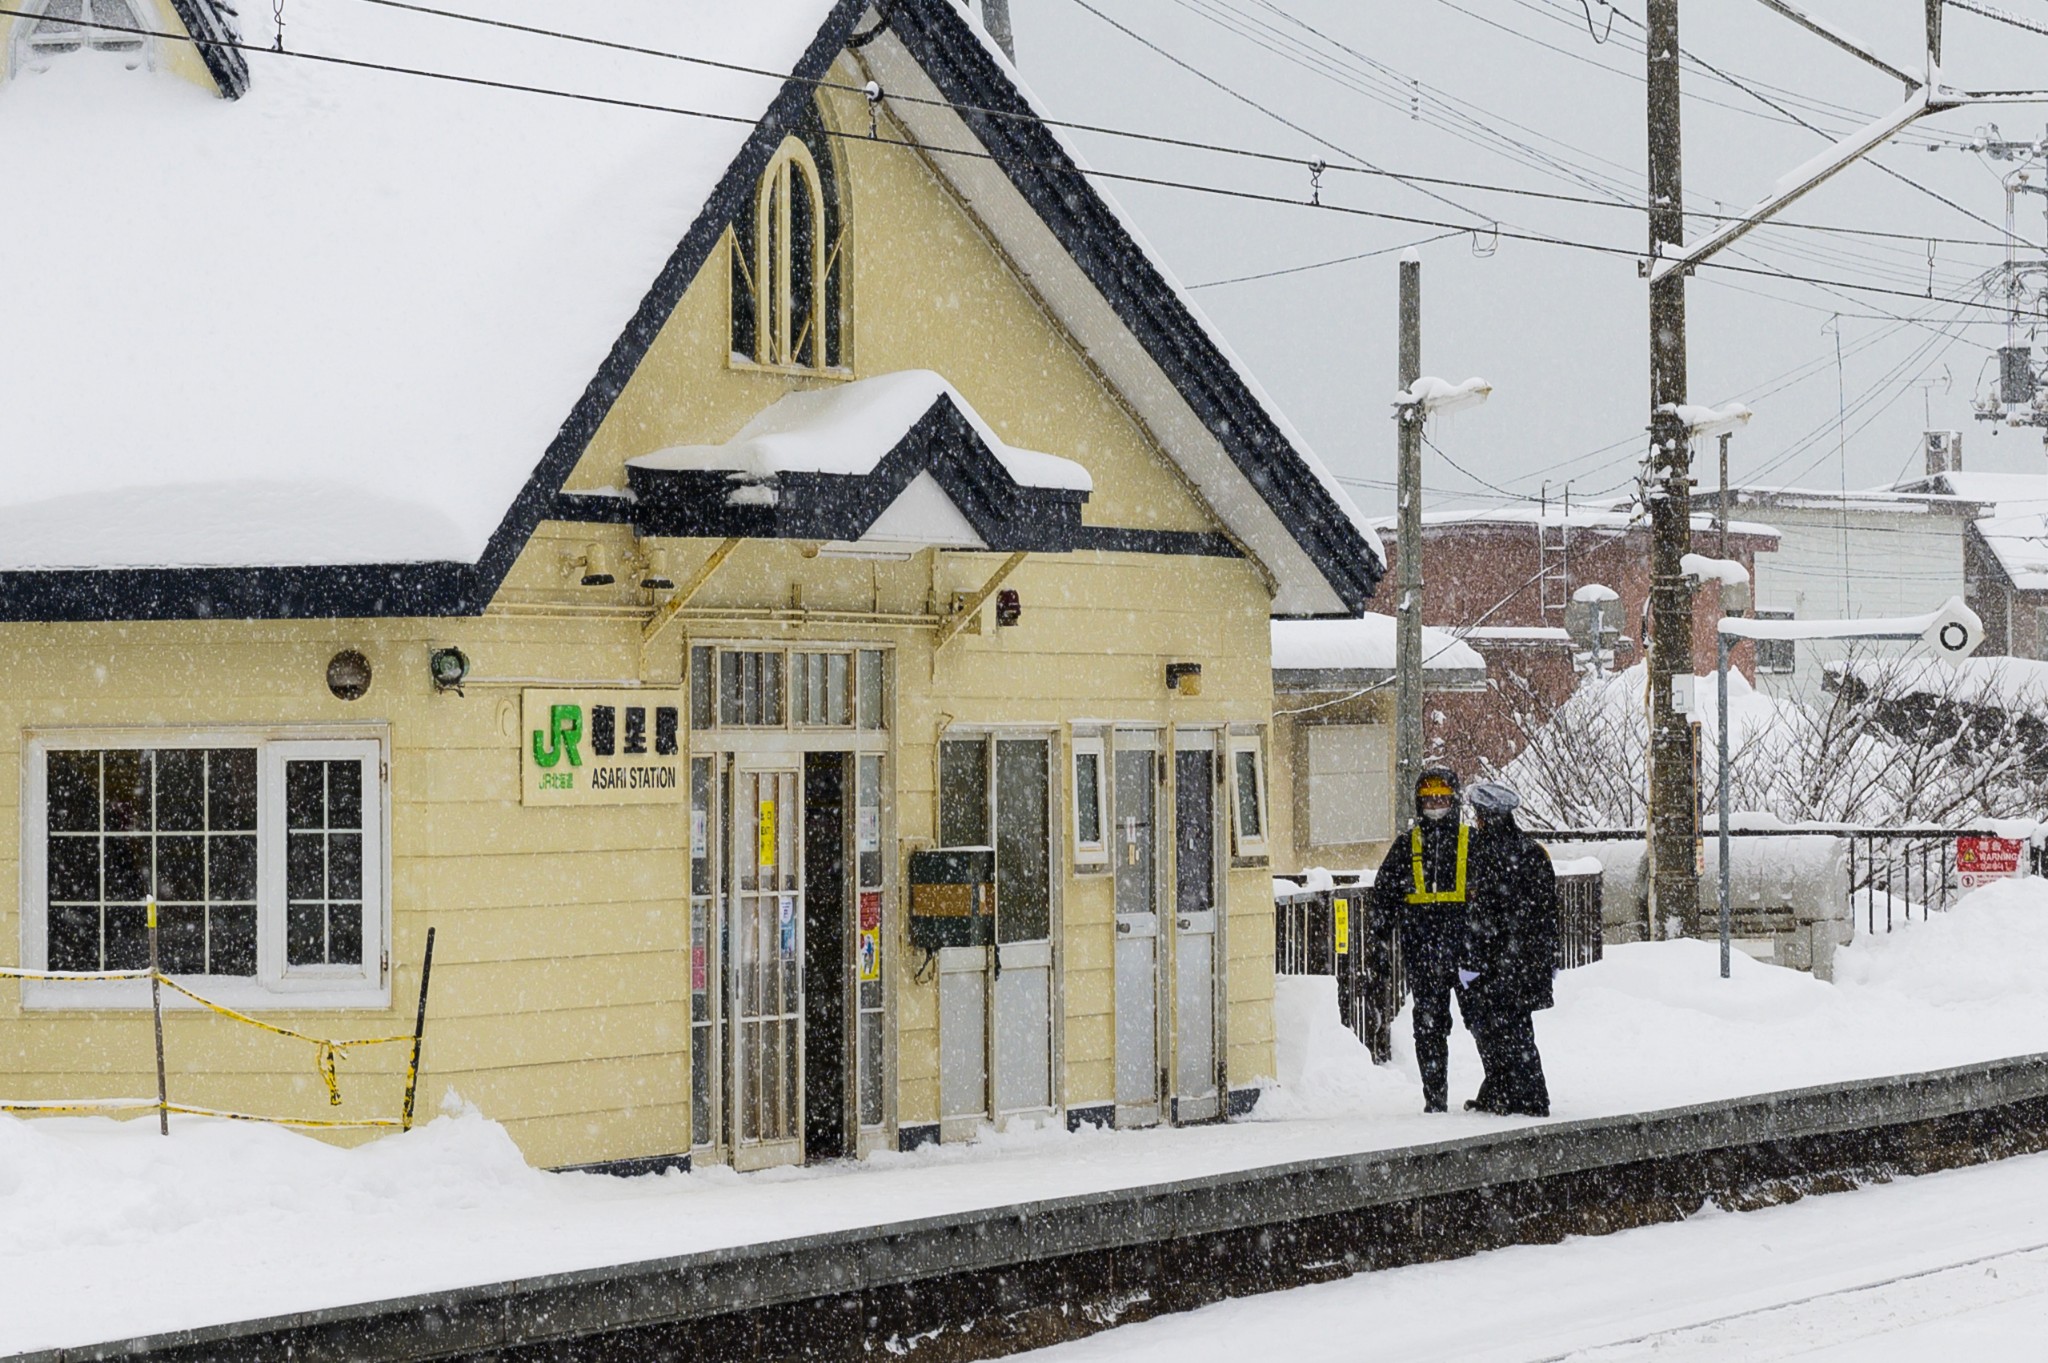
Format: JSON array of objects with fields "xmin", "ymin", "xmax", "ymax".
[
  {"xmin": 1899, "ymin": 472, "xmax": 2048, "ymax": 592},
  {"xmin": 1393, "ymin": 508, "xmax": 1781, "ymax": 541},
  {"xmin": 1272, "ymin": 615, "xmax": 1485, "ymax": 677},
  {"xmin": 0, "ymin": 0, "xmax": 840, "ymax": 569},
  {"xmin": 629, "ymin": 370, "xmax": 1092, "ymax": 492}
]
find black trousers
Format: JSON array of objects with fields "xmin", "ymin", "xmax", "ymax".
[
  {"xmin": 1399, "ymin": 905, "xmax": 1464, "ymax": 1111},
  {"xmin": 1467, "ymin": 1006, "xmax": 1549, "ymax": 1116}
]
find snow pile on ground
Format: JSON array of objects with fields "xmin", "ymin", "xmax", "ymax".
[
  {"xmin": 7, "ymin": 879, "xmax": 2048, "ymax": 1352},
  {"xmin": 1257, "ymin": 977, "xmax": 1413, "ymax": 1120}
]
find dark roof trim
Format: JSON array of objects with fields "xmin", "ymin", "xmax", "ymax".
[
  {"xmin": 464, "ymin": 0, "xmax": 874, "ymax": 601},
  {"xmin": 167, "ymin": 0, "xmax": 250, "ymax": 100},
  {"xmin": 623, "ymin": 396, "xmax": 1086, "ymax": 549},
  {"xmin": 0, "ymin": 562, "xmax": 475, "ymax": 624},
  {"xmin": 882, "ymin": 0, "xmax": 1379, "ymax": 614}
]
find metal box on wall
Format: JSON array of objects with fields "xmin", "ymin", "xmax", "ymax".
[{"xmin": 908, "ymin": 847, "xmax": 996, "ymax": 950}]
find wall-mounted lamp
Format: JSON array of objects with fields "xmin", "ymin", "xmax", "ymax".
[
  {"xmin": 327, "ymin": 649, "xmax": 373, "ymax": 702},
  {"xmin": 995, "ymin": 589, "xmax": 1022, "ymax": 627},
  {"xmin": 570, "ymin": 543, "xmax": 616, "ymax": 587},
  {"xmin": 1165, "ymin": 661, "xmax": 1203, "ymax": 696},
  {"xmin": 429, "ymin": 646, "xmax": 470, "ymax": 694},
  {"xmin": 637, "ymin": 543, "xmax": 676, "ymax": 591}
]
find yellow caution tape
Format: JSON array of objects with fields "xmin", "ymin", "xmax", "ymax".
[
  {"xmin": 164, "ymin": 1103, "xmax": 406, "ymax": 1130},
  {"xmin": 153, "ymin": 975, "xmax": 412, "ymax": 1107},
  {"xmin": 0, "ymin": 1097, "xmax": 158, "ymax": 1115}
]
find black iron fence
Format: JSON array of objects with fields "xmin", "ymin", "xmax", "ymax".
[
  {"xmin": 1534, "ymin": 824, "xmax": 2044, "ymax": 936},
  {"xmin": 1276, "ymin": 858, "xmax": 1603, "ymax": 1057}
]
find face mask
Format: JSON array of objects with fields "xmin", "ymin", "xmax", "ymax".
[{"xmin": 1422, "ymin": 805, "xmax": 1452, "ymax": 821}]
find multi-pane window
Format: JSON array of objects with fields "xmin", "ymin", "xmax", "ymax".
[
  {"xmin": 13, "ymin": 0, "xmax": 147, "ymax": 71},
  {"xmin": 730, "ymin": 125, "xmax": 845, "ymax": 372},
  {"xmin": 1756, "ymin": 610, "xmax": 1797, "ymax": 674},
  {"xmin": 30, "ymin": 736, "xmax": 384, "ymax": 1003},
  {"xmin": 47, "ymin": 748, "xmax": 257, "ymax": 975},
  {"xmin": 691, "ymin": 646, "xmax": 887, "ymax": 732},
  {"xmin": 284, "ymin": 760, "xmax": 364, "ymax": 969}
]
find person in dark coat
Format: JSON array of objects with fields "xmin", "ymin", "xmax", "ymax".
[
  {"xmin": 1370, "ymin": 763, "xmax": 1471, "ymax": 1113},
  {"xmin": 1456, "ymin": 781, "xmax": 1559, "ymax": 1117}
]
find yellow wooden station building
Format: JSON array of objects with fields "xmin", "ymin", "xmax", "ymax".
[{"xmin": 0, "ymin": 0, "xmax": 1380, "ymax": 1171}]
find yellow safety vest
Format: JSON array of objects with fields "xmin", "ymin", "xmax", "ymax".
[{"xmin": 1406, "ymin": 824, "xmax": 1469, "ymax": 905}]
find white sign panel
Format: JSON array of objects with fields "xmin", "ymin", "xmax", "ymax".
[{"xmin": 521, "ymin": 689, "xmax": 685, "ymax": 806}]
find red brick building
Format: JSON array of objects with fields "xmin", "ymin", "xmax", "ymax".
[{"xmin": 1371, "ymin": 509, "xmax": 1779, "ymax": 779}]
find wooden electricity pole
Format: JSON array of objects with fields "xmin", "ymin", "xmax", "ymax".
[
  {"xmin": 1645, "ymin": 0, "xmax": 1698, "ymax": 939},
  {"xmin": 1394, "ymin": 257, "xmax": 1424, "ymax": 826}
]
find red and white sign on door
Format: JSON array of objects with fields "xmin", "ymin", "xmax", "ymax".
[{"xmin": 1957, "ymin": 836, "xmax": 2025, "ymax": 890}]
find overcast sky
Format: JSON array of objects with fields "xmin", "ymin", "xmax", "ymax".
[{"xmin": 1002, "ymin": 0, "xmax": 2048, "ymax": 519}]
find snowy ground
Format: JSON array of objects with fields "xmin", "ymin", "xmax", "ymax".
[
  {"xmin": 1019, "ymin": 1146, "xmax": 2048, "ymax": 1363},
  {"xmin": 3, "ymin": 878, "xmax": 2047, "ymax": 1355}
]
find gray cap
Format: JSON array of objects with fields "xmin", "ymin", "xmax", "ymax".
[{"xmin": 1467, "ymin": 781, "xmax": 1521, "ymax": 814}]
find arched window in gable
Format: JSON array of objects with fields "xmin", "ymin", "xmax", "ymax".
[
  {"xmin": 731, "ymin": 121, "xmax": 846, "ymax": 372},
  {"xmin": 10, "ymin": 0, "xmax": 149, "ymax": 74}
]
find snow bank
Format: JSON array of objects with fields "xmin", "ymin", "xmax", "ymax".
[{"xmin": 12, "ymin": 883, "xmax": 2048, "ymax": 1353}]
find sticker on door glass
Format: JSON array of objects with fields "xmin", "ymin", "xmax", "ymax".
[
  {"xmin": 758, "ymin": 799, "xmax": 777, "ymax": 869},
  {"xmin": 692, "ymin": 944, "xmax": 708, "ymax": 991},
  {"xmin": 859, "ymin": 928, "xmax": 881, "ymax": 982},
  {"xmin": 859, "ymin": 890, "xmax": 882, "ymax": 931},
  {"xmin": 779, "ymin": 894, "xmax": 797, "ymax": 956},
  {"xmin": 691, "ymin": 808, "xmax": 707, "ymax": 857},
  {"xmin": 857, "ymin": 804, "xmax": 880, "ymax": 853}
]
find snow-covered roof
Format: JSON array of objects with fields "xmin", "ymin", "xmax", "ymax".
[
  {"xmin": 1, "ymin": 0, "xmax": 839, "ymax": 570},
  {"xmin": 629, "ymin": 371, "xmax": 1091, "ymax": 492},
  {"xmin": 1, "ymin": 0, "xmax": 1381, "ymax": 621},
  {"xmin": 1900, "ymin": 472, "xmax": 2048, "ymax": 592},
  {"xmin": 1398, "ymin": 508, "xmax": 1781, "ymax": 541},
  {"xmin": 1272, "ymin": 615, "xmax": 1486, "ymax": 680},
  {"xmin": 1833, "ymin": 655, "xmax": 2048, "ymax": 712}
]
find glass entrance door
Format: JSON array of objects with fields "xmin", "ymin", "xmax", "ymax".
[
  {"xmin": 1113, "ymin": 731, "xmax": 1162, "ymax": 1127},
  {"xmin": 730, "ymin": 758, "xmax": 803, "ymax": 1170},
  {"xmin": 1171, "ymin": 731, "xmax": 1223, "ymax": 1122}
]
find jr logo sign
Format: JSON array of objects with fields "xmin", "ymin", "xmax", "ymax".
[
  {"xmin": 532, "ymin": 704, "xmax": 583, "ymax": 770},
  {"xmin": 520, "ymin": 690, "xmax": 685, "ymax": 807}
]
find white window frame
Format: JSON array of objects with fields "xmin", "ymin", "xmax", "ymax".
[
  {"xmin": 10, "ymin": 0, "xmax": 153, "ymax": 76},
  {"xmin": 1226, "ymin": 732, "xmax": 1270, "ymax": 860},
  {"xmin": 21, "ymin": 728, "xmax": 391, "ymax": 1012},
  {"xmin": 1070, "ymin": 730, "xmax": 1108, "ymax": 871}
]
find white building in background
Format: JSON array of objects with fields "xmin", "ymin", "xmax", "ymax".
[{"xmin": 1696, "ymin": 481, "xmax": 1983, "ymax": 701}]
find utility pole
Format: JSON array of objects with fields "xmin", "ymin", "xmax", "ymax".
[
  {"xmin": 1718, "ymin": 431, "xmax": 1731, "ymax": 559},
  {"xmin": 1645, "ymin": 0, "xmax": 1698, "ymax": 939},
  {"xmin": 1394, "ymin": 256, "xmax": 1424, "ymax": 826}
]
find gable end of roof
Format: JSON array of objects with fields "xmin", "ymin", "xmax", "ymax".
[{"xmin": 883, "ymin": 0, "xmax": 1380, "ymax": 615}]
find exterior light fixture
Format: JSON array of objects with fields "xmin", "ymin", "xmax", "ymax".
[
  {"xmin": 995, "ymin": 589, "xmax": 1022, "ymax": 627},
  {"xmin": 571, "ymin": 543, "xmax": 616, "ymax": 587},
  {"xmin": 1165, "ymin": 661, "xmax": 1202, "ymax": 695},
  {"xmin": 327, "ymin": 649, "xmax": 373, "ymax": 702},
  {"xmin": 637, "ymin": 543, "xmax": 677, "ymax": 591},
  {"xmin": 429, "ymin": 646, "xmax": 469, "ymax": 693}
]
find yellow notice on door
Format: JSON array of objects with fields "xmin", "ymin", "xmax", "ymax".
[
  {"xmin": 1334, "ymin": 898, "xmax": 1350, "ymax": 955},
  {"xmin": 758, "ymin": 799, "xmax": 777, "ymax": 869}
]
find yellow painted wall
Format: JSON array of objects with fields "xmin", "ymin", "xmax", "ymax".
[
  {"xmin": 0, "ymin": 0, "xmax": 220, "ymax": 97},
  {"xmin": 0, "ymin": 65, "xmax": 1293, "ymax": 1168}
]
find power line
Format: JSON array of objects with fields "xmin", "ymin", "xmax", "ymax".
[
  {"xmin": 1185, "ymin": 230, "xmax": 1464, "ymax": 289},
  {"xmin": 14, "ymin": 3, "xmax": 2042, "ymax": 322}
]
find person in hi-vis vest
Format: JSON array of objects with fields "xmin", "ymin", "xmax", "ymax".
[{"xmin": 1370, "ymin": 763, "xmax": 1471, "ymax": 1113}]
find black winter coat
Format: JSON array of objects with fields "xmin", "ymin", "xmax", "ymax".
[{"xmin": 1458, "ymin": 818, "xmax": 1559, "ymax": 1013}]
